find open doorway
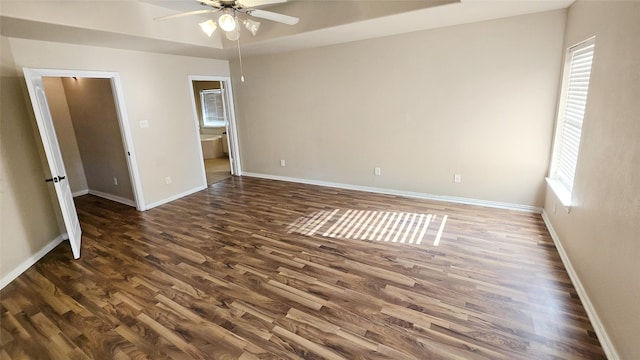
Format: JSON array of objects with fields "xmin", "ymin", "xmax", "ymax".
[
  {"xmin": 42, "ymin": 76, "xmax": 137, "ymax": 206},
  {"xmin": 24, "ymin": 68, "xmax": 143, "ymax": 210},
  {"xmin": 189, "ymin": 76, "xmax": 241, "ymax": 186},
  {"xmin": 23, "ymin": 68, "xmax": 144, "ymax": 259}
]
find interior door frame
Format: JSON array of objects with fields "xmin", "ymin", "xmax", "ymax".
[
  {"xmin": 188, "ymin": 75, "xmax": 242, "ymax": 181},
  {"xmin": 23, "ymin": 68, "xmax": 145, "ymax": 210}
]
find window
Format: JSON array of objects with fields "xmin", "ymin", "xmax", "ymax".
[
  {"xmin": 547, "ymin": 38, "xmax": 595, "ymax": 206},
  {"xmin": 200, "ymin": 89, "xmax": 227, "ymax": 128}
]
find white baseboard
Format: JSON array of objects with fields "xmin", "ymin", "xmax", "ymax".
[
  {"xmin": 541, "ymin": 210, "xmax": 620, "ymax": 360},
  {"xmin": 0, "ymin": 234, "xmax": 66, "ymax": 290},
  {"xmin": 88, "ymin": 190, "xmax": 136, "ymax": 207},
  {"xmin": 144, "ymin": 185, "xmax": 207, "ymax": 210},
  {"xmin": 242, "ymin": 172, "xmax": 542, "ymax": 213},
  {"xmin": 72, "ymin": 189, "xmax": 89, "ymax": 197}
]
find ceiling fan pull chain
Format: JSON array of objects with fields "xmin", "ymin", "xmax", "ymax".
[{"xmin": 237, "ymin": 35, "xmax": 245, "ymax": 82}]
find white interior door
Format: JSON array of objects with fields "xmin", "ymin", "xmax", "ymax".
[
  {"xmin": 219, "ymin": 82, "xmax": 236, "ymax": 175},
  {"xmin": 23, "ymin": 70, "xmax": 82, "ymax": 259},
  {"xmin": 220, "ymin": 79, "xmax": 241, "ymax": 176}
]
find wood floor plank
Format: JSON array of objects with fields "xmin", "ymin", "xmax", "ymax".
[{"xmin": 0, "ymin": 177, "xmax": 606, "ymax": 359}]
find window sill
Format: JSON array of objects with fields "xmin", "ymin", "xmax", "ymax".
[{"xmin": 545, "ymin": 178, "xmax": 572, "ymax": 210}]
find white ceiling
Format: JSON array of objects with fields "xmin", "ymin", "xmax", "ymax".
[{"xmin": 0, "ymin": 0, "xmax": 574, "ymax": 59}]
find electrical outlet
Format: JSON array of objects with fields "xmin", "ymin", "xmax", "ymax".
[
  {"xmin": 139, "ymin": 120, "xmax": 149, "ymax": 128},
  {"xmin": 113, "ymin": 177, "xmax": 118, "ymax": 186},
  {"xmin": 280, "ymin": 159, "xmax": 286, "ymax": 167},
  {"xmin": 374, "ymin": 167, "xmax": 381, "ymax": 176},
  {"xmin": 454, "ymin": 174, "xmax": 462, "ymax": 183},
  {"xmin": 165, "ymin": 176, "xmax": 172, "ymax": 185}
]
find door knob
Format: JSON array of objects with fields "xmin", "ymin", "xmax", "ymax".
[{"xmin": 45, "ymin": 176, "xmax": 65, "ymax": 183}]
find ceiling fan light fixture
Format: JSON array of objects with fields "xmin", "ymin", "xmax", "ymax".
[
  {"xmin": 199, "ymin": 19, "xmax": 217, "ymax": 37},
  {"xmin": 243, "ymin": 19, "xmax": 261, "ymax": 36},
  {"xmin": 218, "ymin": 11, "xmax": 237, "ymax": 32},
  {"xmin": 225, "ymin": 28, "xmax": 240, "ymax": 41}
]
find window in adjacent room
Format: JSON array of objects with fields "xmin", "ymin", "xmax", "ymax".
[
  {"xmin": 547, "ymin": 37, "xmax": 595, "ymax": 207},
  {"xmin": 201, "ymin": 88, "xmax": 227, "ymax": 128}
]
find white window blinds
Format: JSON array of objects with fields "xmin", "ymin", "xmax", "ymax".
[
  {"xmin": 553, "ymin": 39, "xmax": 595, "ymax": 195},
  {"xmin": 201, "ymin": 89, "xmax": 226, "ymax": 127}
]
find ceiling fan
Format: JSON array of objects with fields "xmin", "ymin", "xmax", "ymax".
[{"xmin": 155, "ymin": 0, "xmax": 299, "ymax": 40}]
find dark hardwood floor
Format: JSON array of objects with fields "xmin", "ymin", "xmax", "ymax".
[{"xmin": 0, "ymin": 177, "xmax": 605, "ymax": 359}]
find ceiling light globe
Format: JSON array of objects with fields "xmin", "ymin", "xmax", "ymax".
[
  {"xmin": 243, "ymin": 19, "xmax": 260, "ymax": 36},
  {"xmin": 218, "ymin": 14, "xmax": 236, "ymax": 32},
  {"xmin": 225, "ymin": 28, "xmax": 240, "ymax": 41},
  {"xmin": 199, "ymin": 19, "xmax": 217, "ymax": 37}
]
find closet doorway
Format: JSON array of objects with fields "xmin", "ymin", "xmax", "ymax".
[{"xmin": 23, "ymin": 68, "xmax": 144, "ymax": 259}]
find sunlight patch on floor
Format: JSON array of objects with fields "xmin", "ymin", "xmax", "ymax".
[{"xmin": 287, "ymin": 209, "xmax": 448, "ymax": 246}]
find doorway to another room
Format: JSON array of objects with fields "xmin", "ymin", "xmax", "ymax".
[
  {"xmin": 23, "ymin": 68, "xmax": 144, "ymax": 259},
  {"xmin": 190, "ymin": 77, "xmax": 238, "ymax": 186},
  {"xmin": 42, "ymin": 76, "xmax": 137, "ymax": 206}
]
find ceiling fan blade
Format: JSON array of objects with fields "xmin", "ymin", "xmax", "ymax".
[
  {"xmin": 240, "ymin": 0, "xmax": 287, "ymax": 8},
  {"xmin": 200, "ymin": 0, "xmax": 222, "ymax": 6},
  {"xmin": 248, "ymin": 9, "xmax": 299, "ymax": 25},
  {"xmin": 154, "ymin": 9, "xmax": 219, "ymax": 21}
]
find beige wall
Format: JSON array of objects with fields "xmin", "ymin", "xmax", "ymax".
[
  {"xmin": 543, "ymin": 2, "xmax": 640, "ymax": 359},
  {"xmin": 1, "ymin": 36, "xmax": 62, "ymax": 279},
  {"xmin": 61, "ymin": 77, "xmax": 134, "ymax": 201},
  {"xmin": 230, "ymin": 10, "xmax": 566, "ymax": 208},
  {"xmin": 42, "ymin": 77, "xmax": 89, "ymax": 194}
]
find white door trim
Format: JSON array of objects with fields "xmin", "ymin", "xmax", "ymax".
[
  {"xmin": 188, "ymin": 75, "xmax": 242, "ymax": 184},
  {"xmin": 22, "ymin": 68, "xmax": 145, "ymax": 211}
]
